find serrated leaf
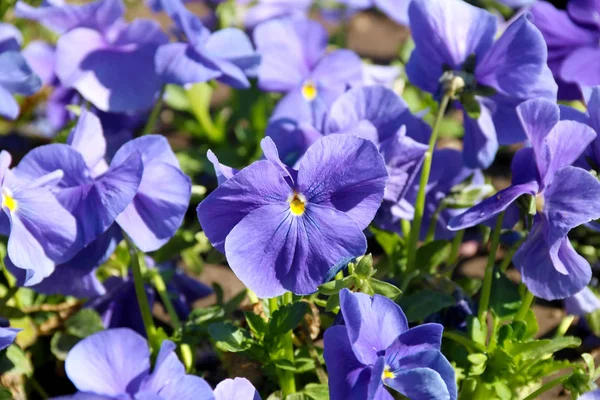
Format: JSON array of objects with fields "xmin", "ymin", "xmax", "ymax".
[
  {"xmin": 0, "ymin": 346, "xmax": 32, "ymax": 377},
  {"xmin": 416, "ymin": 241, "xmax": 451, "ymax": 272},
  {"xmin": 208, "ymin": 323, "xmax": 251, "ymax": 353},
  {"xmin": 245, "ymin": 312, "xmax": 268, "ymax": 339},
  {"xmin": 399, "ymin": 290, "xmax": 455, "ymax": 322},
  {"xmin": 304, "ymin": 383, "xmax": 329, "ymax": 400},
  {"xmin": 354, "ymin": 254, "xmax": 373, "ymax": 278},
  {"xmin": 368, "ymin": 278, "xmax": 401, "ymax": 300},
  {"xmin": 269, "ymin": 302, "xmax": 308, "ymax": 336},
  {"xmin": 65, "ymin": 309, "xmax": 104, "ymax": 338},
  {"xmin": 512, "ymin": 337, "xmax": 581, "ymax": 361},
  {"xmin": 489, "ymin": 268, "xmax": 521, "ymax": 319},
  {"xmin": 318, "ymin": 276, "xmax": 354, "ymax": 295}
]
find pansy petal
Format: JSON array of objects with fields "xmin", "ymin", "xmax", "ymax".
[
  {"xmin": 476, "ymin": 15, "xmax": 549, "ymax": 99},
  {"xmin": 0, "ymin": 51, "xmax": 42, "ymax": 95},
  {"xmin": 516, "ymin": 98, "xmax": 560, "ymax": 159},
  {"xmin": 310, "ymin": 49, "xmax": 363, "ymax": 98},
  {"xmin": 207, "ymin": 150, "xmax": 238, "ymax": 185},
  {"xmin": 384, "ymin": 323, "xmax": 443, "ymax": 361},
  {"xmin": 367, "ymin": 357, "xmax": 393, "ymax": 400},
  {"xmin": 197, "ymin": 160, "xmax": 290, "ymax": 253},
  {"xmin": 270, "ymin": 87, "xmax": 329, "ymax": 128},
  {"xmin": 155, "ymin": 42, "xmax": 221, "ymax": 88},
  {"xmin": 204, "ymin": 27, "xmax": 260, "ymax": 78},
  {"xmin": 561, "ymin": 47, "xmax": 600, "ymax": 87},
  {"xmin": 22, "ymin": 40, "xmax": 56, "ymax": 86},
  {"xmin": 157, "ymin": 375, "xmax": 215, "ymax": 400},
  {"xmin": 265, "ymin": 119, "xmax": 322, "ymax": 167},
  {"xmin": 515, "ymin": 220, "xmax": 591, "ymax": 300},
  {"xmin": 0, "ymin": 86, "xmax": 20, "ymax": 120},
  {"xmin": 564, "ymin": 287, "xmax": 600, "ymax": 316},
  {"xmin": 214, "ymin": 378, "xmax": 261, "ymax": 400},
  {"xmin": 448, "ymin": 181, "xmax": 539, "ymax": 230},
  {"xmin": 0, "ymin": 327, "xmax": 20, "ymax": 351},
  {"xmin": 406, "ymin": 0, "xmax": 497, "ymax": 93},
  {"xmin": 111, "ymin": 135, "xmax": 179, "ymax": 168},
  {"xmin": 384, "ymin": 350, "xmax": 456, "ymax": 400},
  {"xmin": 297, "ymin": 135, "xmax": 388, "ymax": 229},
  {"xmin": 323, "ymin": 325, "xmax": 373, "ymax": 400},
  {"xmin": 462, "ymin": 105, "xmax": 498, "ymax": 169},
  {"xmin": 65, "ymin": 328, "xmax": 150, "ymax": 396},
  {"xmin": 67, "ymin": 110, "xmax": 107, "ymax": 171},
  {"xmin": 339, "ymin": 289, "xmax": 409, "ymax": 365},
  {"xmin": 140, "ymin": 340, "xmax": 186, "ymax": 394},
  {"xmin": 568, "ymin": 0, "xmax": 600, "ymax": 28},
  {"xmin": 225, "ymin": 203, "xmax": 367, "ymax": 297}
]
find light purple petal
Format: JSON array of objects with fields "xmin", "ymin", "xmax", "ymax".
[
  {"xmin": 564, "ymin": 287, "xmax": 600, "ymax": 316},
  {"xmin": 207, "ymin": 150, "xmax": 238, "ymax": 185},
  {"xmin": 139, "ymin": 340, "xmax": 186, "ymax": 394},
  {"xmin": 197, "ymin": 160, "xmax": 290, "ymax": 253},
  {"xmin": 567, "ymin": 0, "xmax": 600, "ymax": 29},
  {"xmin": 0, "ymin": 23, "xmax": 22, "ymax": 53},
  {"xmin": 65, "ymin": 328, "xmax": 151, "ymax": 396},
  {"xmin": 204, "ymin": 27, "xmax": 260, "ymax": 78},
  {"xmin": 0, "ymin": 86, "xmax": 20, "ymax": 120},
  {"xmin": 157, "ymin": 375, "xmax": 215, "ymax": 400},
  {"xmin": 309, "ymin": 49, "xmax": 363, "ymax": 101},
  {"xmin": 155, "ymin": 43, "xmax": 221, "ymax": 87},
  {"xmin": 297, "ymin": 135, "xmax": 388, "ymax": 229},
  {"xmin": 0, "ymin": 327, "xmax": 20, "ymax": 351},
  {"xmin": 384, "ymin": 324, "xmax": 443, "ymax": 360},
  {"xmin": 22, "ymin": 40, "xmax": 56, "ymax": 86},
  {"xmin": 265, "ymin": 119, "xmax": 322, "ymax": 167},
  {"xmin": 462, "ymin": 104, "xmax": 498, "ymax": 169},
  {"xmin": 323, "ymin": 325, "xmax": 372, "ymax": 400},
  {"xmin": 561, "ymin": 47, "xmax": 600, "ymax": 87},
  {"xmin": 0, "ymin": 51, "xmax": 42, "ymax": 95},
  {"xmin": 67, "ymin": 109, "xmax": 107, "ymax": 171},
  {"xmin": 214, "ymin": 378, "xmax": 260, "ymax": 400},
  {"xmin": 339, "ymin": 289, "xmax": 408, "ymax": 365},
  {"xmin": 224, "ymin": 203, "xmax": 367, "ymax": 297}
]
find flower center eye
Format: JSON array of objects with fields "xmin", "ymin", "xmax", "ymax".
[
  {"xmin": 1, "ymin": 189, "xmax": 17, "ymax": 213},
  {"xmin": 301, "ymin": 81, "xmax": 318, "ymax": 102},
  {"xmin": 535, "ymin": 193, "xmax": 545, "ymax": 213},
  {"xmin": 381, "ymin": 365, "xmax": 395, "ymax": 380},
  {"xmin": 289, "ymin": 192, "xmax": 306, "ymax": 216}
]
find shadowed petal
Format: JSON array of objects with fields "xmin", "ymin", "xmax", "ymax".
[
  {"xmin": 67, "ymin": 110, "xmax": 107, "ymax": 172},
  {"xmin": 155, "ymin": 42, "xmax": 221, "ymax": 87},
  {"xmin": 561, "ymin": 47, "xmax": 600, "ymax": 88},
  {"xmin": 0, "ymin": 51, "xmax": 42, "ymax": 95},
  {"xmin": 462, "ymin": 105, "xmax": 498, "ymax": 169},
  {"xmin": 297, "ymin": 135, "xmax": 388, "ymax": 229},
  {"xmin": 157, "ymin": 375, "xmax": 214, "ymax": 400},
  {"xmin": 565, "ymin": 287, "xmax": 600, "ymax": 316},
  {"xmin": 0, "ymin": 327, "xmax": 20, "ymax": 351}
]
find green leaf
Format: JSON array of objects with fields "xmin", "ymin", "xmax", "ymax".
[
  {"xmin": 325, "ymin": 293, "xmax": 340, "ymax": 312},
  {"xmin": 318, "ymin": 276, "xmax": 354, "ymax": 295},
  {"xmin": 354, "ymin": 254, "xmax": 373, "ymax": 278},
  {"xmin": 511, "ymin": 337, "xmax": 581, "ymax": 361},
  {"xmin": 266, "ymin": 391, "xmax": 283, "ymax": 400},
  {"xmin": 51, "ymin": 332, "xmax": 80, "ymax": 361},
  {"xmin": 370, "ymin": 227, "xmax": 403, "ymax": 257},
  {"xmin": 269, "ymin": 302, "xmax": 308, "ymax": 336},
  {"xmin": 415, "ymin": 241, "xmax": 451, "ymax": 272},
  {"xmin": 368, "ymin": 279, "xmax": 402, "ymax": 300},
  {"xmin": 467, "ymin": 316, "xmax": 487, "ymax": 347},
  {"xmin": 461, "ymin": 93, "xmax": 481, "ymax": 119},
  {"xmin": 398, "ymin": 290, "xmax": 455, "ymax": 322},
  {"xmin": 0, "ymin": 387, "xmax": 12, "ymax": 400},
  {"xmin": 65, "ymin": 309, "xmax": 104, "ymax": 338},
  {"xmin": 224, "ymin": 289, "xmax": 247, "ymax": 314},
  {"xmin": 582, "ymin": 353, "xmax": 595, "ymax": 375},
  {"xmin": 467, "ymin": 353, "xmax": 487, "ymax": 365},
  {"xmin": 245, "ymin": 312, "xmax": 268, "ymax": 339},
  {"xmin": 208, "ymin": 323, "xmax": 252, "ymax": 353},
  {"xmin": 303, "ymin": 383, "xmax": 329, "ymax": 400},
  {"xmin": 489, "ymin": 268, "xmax": 521, "ymax": 319},
  {"xmin": 0, "ymin": 346, "xmax": 32, "ymax": 377},
  {"xmin": 492, "ymin": 382, "xmax": 511, "ymax": 400},
  {"xmin": 285, "ymin": 394, "xmax": 306, "ymax": 400},
  {"xmin": 273, "ymin": 359, "xmax": 296, "ymax": 371}
]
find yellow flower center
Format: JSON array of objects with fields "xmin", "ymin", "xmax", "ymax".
[
  {"xmin": 1, "ymin": 189, "xmax": 17, "ymax": 213},
  {"xmin": 289, "ymin": 192, "xmax": 306, "ymax": 216},
  {"xmin": 382, "ymin": 365, "xmax": 395, "ymax": 380},
  {"xmin": 301, "ymin": 81, "xmax": 318, "ymax": 102},
  {"xmin": 535, "ymin": 193, "xmax": 545, "ymax": 213}
]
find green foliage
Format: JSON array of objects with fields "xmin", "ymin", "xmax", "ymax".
[{"xmin": 398, "ymin": 290, "xmax": 456, "ymax": 322}]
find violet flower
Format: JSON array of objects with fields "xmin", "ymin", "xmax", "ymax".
[
  {"xmin": 407, "ymin": 0, "xmax": 557, "ymax": 168},
  {"xmin": 530, "ymin": 1, "xmax": 600, "ymax": 100},
  {"xmin": 17, "ymin": 0, "xmax": 168, "ymax": 113},
  {"xmin": 338, "ymin": 0, "xmax": 410, "ymax": 25},
  {"xmin": 0, "ymin": 24, "xmax": 41, "ymax": 120},
  {"xmin": 254, "ymin": 17, "xmax": 362, "ymax": 128},
  {"xmin": 0, "ymin": 319, "xmax": 20, "ymax": 351},
  {"xmin": 565, "ymin": 287, "xmax": 600, "ymax": 316},
  {"xmin": 581, "ymin": 389, "xmax": 600, "ymax": 400},
  {"xmin": 214, "ymin": 378, "xmax": 261, "ymax": 400},
  {"xmin": 0, "ymin": 151, "xmax": 80, "ymax": 286},
  {"xmin": 243, "ymin": 0, "xmax": 312, "ymax": 28},
  {"xmin": 323, "ymin": 289, "xmax": 457, "ymax": 400},
  {"xmin": 155, "ymin": 0, "xmax": 260, "ymax": 90},
  {"xmin": 449, "ymin": 99, "xmax": 600, "ymax": 300},
  {"xmin": 59, "ymin": 328, "xmax": 213, "ymax": 399},
  {"xmin": 197, "ymin": 135, "xmax": 387, "ymax": 298}
]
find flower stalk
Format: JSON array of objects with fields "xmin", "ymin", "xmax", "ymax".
[{"xmin": 478, "ymin": 212, "xmax": 505, "ymax": 322}]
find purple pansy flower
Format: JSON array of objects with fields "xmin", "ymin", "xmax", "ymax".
[
  {"xmin": 243, "ymin": 0, "xmax": 312, "ymax": 28},
  {"xmin": 254, "ymin": 17, "xmax": 363, "ymax": 129},
  {"xmin": 264, "ymin": 119, "xmax": 322, "ymax": 168},
  {"xmin": 0, "ymin": 151, "xmax": 80, "ymax": 286},
  {"xmin": 581, "ymin": 389, "xmax": 600, "ymax": 400},
  {"xmin": 214, "ymin": 378, "xmax": 261, "ymax": 400},
  {"xmin": 498, "ymin": 0, "xmax": 537, "ymax": 7},
  {"xmin": 0, "ymin": 319, "xmax": 21, "ymax": 351},
  {"xmin": 338, "ymin": 0, "xmax": 410, "ymax": 25},
  {"xmin": 197, "ymin": 135, "xmax": 387, "ymax": 298},
  {"xmin": 449, "ymin": 99, "xmax": 600, "ymax": 300},
  {"xmin": 323, "ymin": 289, "xmax": 457, "ymax": 400},
  {"xmin": 407, "ymin": 0, "xmax": 557, "ymax": 168},
  {"xmin": 530, "ymin": 1, "xmax": 600, "ymax": 100},
  {"xmin": 565, "ymin": 287, "xmax": 600, "ymax": 316},
  {"xmin": 154, "ymin": 0, "xmax": 260, "ymax": 90},
  {"xmin": 59, "ymin": 328, "xmax": 213, "ymax": 399},
  {"xmin": 362, "ymin": 64, "xmax": 401, "ymax": 89},
  {"xmin": 17, "ymin": 0, "xmax": 168, "ymax": 113},
  {"xmin": 0, "ymin": 24, "xmax": 41, "ymax": 120}
]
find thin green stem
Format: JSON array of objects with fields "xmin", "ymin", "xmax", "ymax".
[
  {"xmin": 445, "ymin": 230, "xmax": 465, "ymax": 277},
  {"xmin": 522, "ymin": 375, "xmax": 570, "ymax": 400},
  {"xmin": 499, "ymin": 237, "xmax": 525, "ymax": 273},
  {"xmin": 29, "ymin": 376, "xmax": 49, "ymax": 399},
  {"xmin": 515, "ymin": 289, "xmax": 535, "ymax": 322},
  {"xmin": 123, "ymin": 233, "xmax": 157, "ymax": 343},
  {"xmin": 478, "ymin": 212, "xmax": 505, "ymax": 322},
  {"xmin": 301, "ymin": 321, "xmax": 328, "ymax": 384},
  {"xmin": 278, "ymin": 293, "xmax": 296, "ymax": 396},
  {"xmin": 187, "ymin": 83, "xmax": 223, "ymax": 143},
  {"xmin": 0, "ymin": 286, "xmax": 19, "ymax": 311},
  {"xmin": 554, "ymin": 315, "xmax": 575, "ymax": 338},
  {"xmin": 443, "ymin": 331, "xmax": 486, "ymax": 353},
  {"xmin": 150, "ymin": 271, "xmax": 181, "ymax": 331},
  {"xmin": 406, "ymin": 95, "xmax": 451, "ymax": 274},
  {"xmin": 142, "ymin": 86, "xmax": 165, "ymax": 135},
  {"xmin": 425, "ymin": 203, "xmax": 445, "ymax": 243}
]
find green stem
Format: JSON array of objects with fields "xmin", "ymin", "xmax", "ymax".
[
  {"xmin": 478, "ymin": 212, "xmax": 504, "ymax": 322},
  {"xmin": 187, "ymin": 83, "xmax": 223, "ymax": 143},
  {"xmin": 554, "ymin": 315, "xmax": 575, "ymax": 338},
  {"xmin": 522, "ymin": 375, "xmax": 570, "ymax": 400},
  {"xmin": 445, "ymin": 230, "xmax": 465, "ymax": 277},
  {"xmin": 150, "ymin": 271, "xmax": 181, "ymax": 331},
  {"xmin": 142, "ymin": 86, "xmax": 165, "ymax": 135},
  {"xmin": 29, "ymin": 376, "xmax": 49, "ymax": 399},
  {"xmin": 406, "ymin": 95, "xmax": 451, "ymax": 274},
  {"xmin": 443, "ymin": 331, "xmax": 486, "ymax": 353},
  {"xmin": 123, "ymin": 233, "xmax": 157, "ymax": 343},
  {"xmin": 0, "ymin": 286, "xmax": 19, "ymax": 311},
  {"xmin": 499, "ymin": 237, "xmax": 524, "ymax": 273},
  {"xmin": 302, "ymin": 321, "xmax": 328, "ymax": 384},
  {"xmin": 425, "ymin": 203, "xmax": 445, "ymax": 243},
  {"xmin": 515, "ymin": 289, "xmax": 535, "ymax": 322},
  {"xmin": 270, "ymin": 294, "xmax": 296, "ymax": 396}
]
